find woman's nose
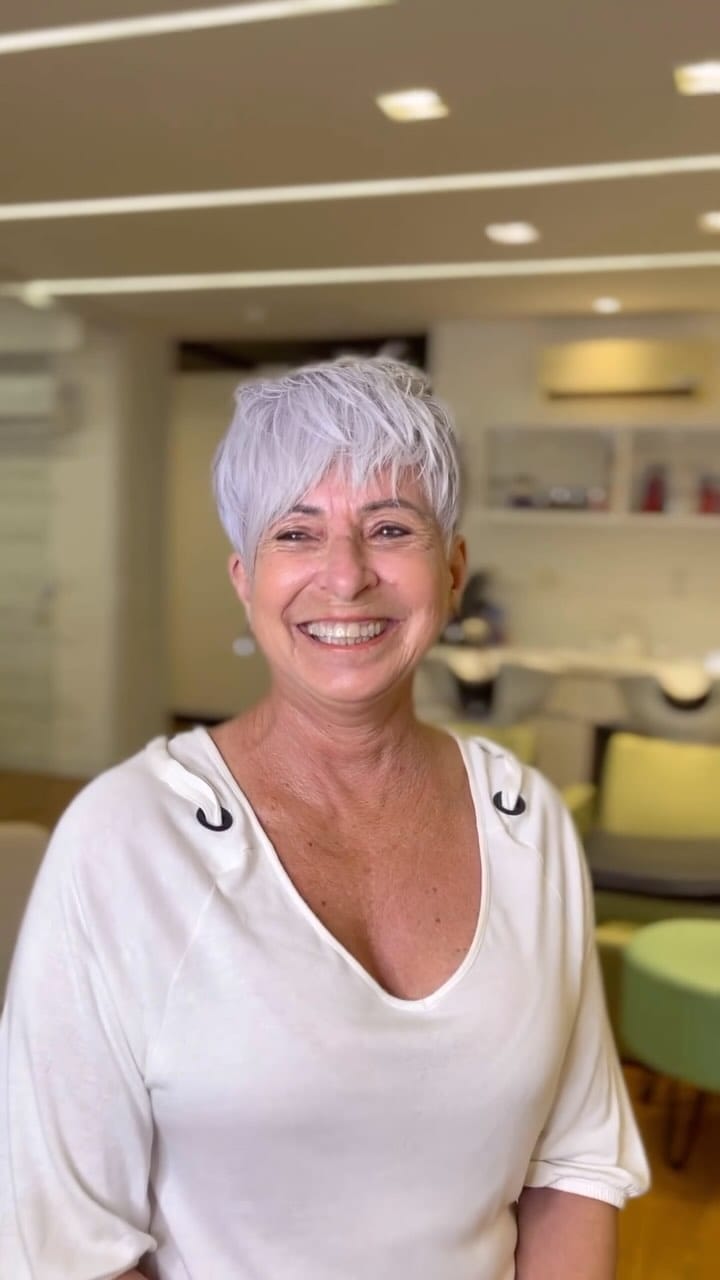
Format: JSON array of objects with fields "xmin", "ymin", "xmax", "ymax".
[{"xmin": 318, "ymin": 533, "xmax": 378, "ymax": 599}]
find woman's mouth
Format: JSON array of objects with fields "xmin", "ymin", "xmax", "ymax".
[{"xmin": 298, "ymin": 619, "xmax": 391, "ymax": 647}]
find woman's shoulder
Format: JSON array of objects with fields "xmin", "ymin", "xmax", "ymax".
[
  {"xmin": 52, "ymin": 729, "xmax": 199, "ymax": 847},
  {"xmin": 455, "ymin": 732, "xmax": 586, "ymax": 882},
  {"xmin": 17, "ymin": 730, "xmax": 257, "ymax": 1012},
  {"xmin": 46, "ymin": 727, "xmax": 255, "ymax": 899},
  {"xmin": 8, "ymin": 730, "xmax": 246, "ymax": 1067}
]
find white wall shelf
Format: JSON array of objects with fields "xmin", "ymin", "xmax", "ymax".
[{"xmin": 483, "ymin": 423, "xmax": 720, "ymax": 520}]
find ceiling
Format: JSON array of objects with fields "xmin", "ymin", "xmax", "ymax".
[{"xmin": 2, "ymin": 0, "xmax": 720, "ymax": 340}]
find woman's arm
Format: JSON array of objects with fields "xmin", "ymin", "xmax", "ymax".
[
  {"xmin": 515, "ymin": 1187, "xmax": 618, "ymax": 1280},
  {"xmin": 0, "ymin": 806, "xmax": 156, "ymax": 1273}
]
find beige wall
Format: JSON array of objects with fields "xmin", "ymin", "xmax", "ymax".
[
  {"xmin": 1, "ymin": 303, "xmax": 171, "ymax": 777},
  {"xmin": 167, "ymin": 373, "xmax": 271, "ymax": 719},
  {"xmin": 431, "ymin": 315, "xmax": 720, "ymax": 658}
]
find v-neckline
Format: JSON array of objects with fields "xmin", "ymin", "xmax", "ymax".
[{"xmin": 195, "ymin": 727, "xmax": 491, "ymax": 1013}]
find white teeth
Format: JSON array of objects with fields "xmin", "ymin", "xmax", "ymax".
[{"xmin": 304, "ymin": 619, "xmax": 387, "ymax": 644}]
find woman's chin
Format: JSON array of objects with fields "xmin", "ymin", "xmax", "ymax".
[{"xmin": 285, "ymin": 661, "xmax": 412, "ymax": 710}]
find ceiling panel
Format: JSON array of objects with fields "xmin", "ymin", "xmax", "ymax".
[
  {"xmin": 2, "ymin": 0, "xmax": 720, "ymax": 334},
  {"xmin": 4, "ymin": 173, "xmax": 720, "ymax": 280},
  {"xmin": 54, "ymin": 266, "xmax": 720, "ymax": 341}
]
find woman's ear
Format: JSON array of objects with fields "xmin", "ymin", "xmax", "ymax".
[
  {"xmin": 229, "ymin": 553, "xmax": 252, "ymax": 623},
  {"xmin": 449, "ymin": 535, "xmax": 468, "ymax": 612}
]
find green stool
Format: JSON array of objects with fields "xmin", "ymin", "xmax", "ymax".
[{"xmin": 622, "ymin": 919, "xmax": 720, "ymax": 1167}]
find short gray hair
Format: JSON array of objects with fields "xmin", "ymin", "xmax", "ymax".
[{"xmin": 212, "ymin": 356, "xmax": 462, "ymax": 567}]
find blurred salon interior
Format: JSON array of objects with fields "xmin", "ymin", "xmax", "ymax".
[{"xmin": 1, "ymin": 2, "xmax": 720, "ymax": 1274}]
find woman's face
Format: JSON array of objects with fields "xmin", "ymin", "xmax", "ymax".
[{"xmin": 230, "ymin": 467, "xmax": 466, "ymax": 713}]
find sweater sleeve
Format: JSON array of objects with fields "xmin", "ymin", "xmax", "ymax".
[
  {"xmin": 523, "ymin": 809, "xmax": 651, "ymax": 1208},
  {"xmin": 0, "ymin": 818, "xmax": 156, "ymax": 1279}
]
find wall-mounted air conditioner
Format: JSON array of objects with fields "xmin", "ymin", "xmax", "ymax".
[{"xmin": 539, "ymin": 339, "xmax": 710, "ymax": 399}]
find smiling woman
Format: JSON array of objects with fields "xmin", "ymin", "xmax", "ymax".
[{"xmin": 0, "ymin": 358, "xmax": 648, "ymax": 1280}]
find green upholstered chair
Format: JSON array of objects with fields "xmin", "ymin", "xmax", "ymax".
[
  {"xmin": 563, "ymin": 733, "xmax": 720, "ymax": 926},
  {"xmin": 564, "ymin": 734, "xmax": 720, "ymax": 1057},
  {"xmin": 622, "ymin": 919, "xmax": 720, "ymax": 1166},
  {"xmin": 591, "ymin": 732, "xmax": 720, "ymax": 838}
]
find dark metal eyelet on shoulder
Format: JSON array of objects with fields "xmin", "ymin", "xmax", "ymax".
[
  {"xmin": 196, "ymin": 806, "xmax": 233, "ymax": 832},
  {"xmin": 492, "ymin": 792, "xmax": 527, "ymax": 817}
]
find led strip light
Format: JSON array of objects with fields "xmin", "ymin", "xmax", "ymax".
[{"xmin": 5, "ymin": 251, "xmax": 720, "ymax": 300}]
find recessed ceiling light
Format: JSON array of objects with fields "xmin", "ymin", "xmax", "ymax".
[
  {"xmin": 674, "ymin": 61, "xmax": 720, "ymax": 95},
  {"xmin": 592, "ymin": 296, "xmax": 622, "ymax": 314},
  {"xmin": 376, "ymin": 89, "xmax": 449, "ymax": 122},
  {"xmin": 485, "ymin": 222, "xmax": 540, "ymax": 245},
  {"xmin": 699, "ymin": 210, "xmax": 720, "ymax": 233},
  {"xmin": 5, "ymin": 251, "xmax": 720, "ymax": 298},
  {"xmin": 0, "ymin": 0, "xmax": 392, "ymax": 55}
]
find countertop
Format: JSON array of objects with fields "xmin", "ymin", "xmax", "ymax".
[{"xmin": 429, "ymin": 645, "xmax": 715, "ymax": 702}]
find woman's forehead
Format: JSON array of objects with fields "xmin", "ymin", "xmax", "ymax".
[{"xmin": 297, "ymin": 465, "xmax": 428, "ymax": 512}]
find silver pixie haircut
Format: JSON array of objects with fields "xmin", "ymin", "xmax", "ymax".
[{"xmin": 212, "ymin": 355, "xmax": 462, "ymax": 567}]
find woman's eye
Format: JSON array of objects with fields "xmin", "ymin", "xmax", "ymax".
[
  {"xmin": 372, "ymin": 523, "xmax": 410, "ymax": 539},
  {"xmin": 275, "ymin": 528, "xmax": 311, "ymax": 542}
]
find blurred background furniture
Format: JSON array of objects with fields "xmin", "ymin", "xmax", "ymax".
[
  {"xmin": 413, "ymin": 657, "xmax": 465, "ymax": 725},
  {"xmin": 566, "ymin": 733, "xmax": 720, "ymax": 918},
  {"xmin": 565, "ymin": 732, "xmax": 720, "ymax": 1049},
  {"xmin": 414, "ymin": 658, "xmax": 541, "ymax": 764},
  {"xmin": 621, "ymin": 920, "xmax": 720, "ymax": 1167},
  {"xmin": 594, "ymin": 920, "xmax": 640, "ymax": 1057},
  {"xmin": 486, "ymin": 662, "xmax": 556, "ymax": 725},
  {"xmin": 0, "ymin": 821, "xmax": 49, "ymax": 1001},
  {"xmin": 459, "ymin": 617, "xmax": 492, "ymax": 646},
  {"xmin": 617, "ymin": 674, "xmax": 720, "ymax": 742},
  {"xmin": 427, "ymin": 644, "xmax": 716, "ymax": 788}
]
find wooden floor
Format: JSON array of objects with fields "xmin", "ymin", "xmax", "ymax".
[
  {"xmin": 0, "ymin": 770, "xmax": 85, "ymax": 829},
  {"xmin": 618, "ymin": 1066, "xmax": 720, "ymax": 1279}
]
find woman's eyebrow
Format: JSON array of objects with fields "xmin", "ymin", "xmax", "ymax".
[
  {"xmin": 361, "ymin": 498, "xmax": 425, "ymax": 516},
  {"xmin": 286, "ymin": 498, "xmax": 426, "ymax": 517}
]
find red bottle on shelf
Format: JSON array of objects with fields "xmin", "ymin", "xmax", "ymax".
[
  {"xmin": 640, "ymin": 466, "xmax": 666, "ymax": 513},
  {"xmin": 698, "ymin": 475, "xmax": 720, "ymax": 514}
]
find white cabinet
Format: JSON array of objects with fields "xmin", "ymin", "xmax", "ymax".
[{"xmin": 483, "ymin": 423, "xmax": 720, "ymax": 525}]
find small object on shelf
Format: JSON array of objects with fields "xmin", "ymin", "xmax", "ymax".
[
  {"xmin": 547, "ymin": 485, "xmax": 588, "ymax": 510},
  {"xmin": 698, "ymin": 474, "xmax": 720, "ymax": 514},
  {"xmin": 640, "ymin": 465, "xmax": 666, "ymax": 513},
  {"xmin": 587, "ymin": 486, "xmax": 608, "ymax": 511},
  {"xmin": 486, "ymin": 422, "xmax": 720, "ymax": 522},
  {"xmin": 457, "ymin": 570, "xmax": 506, "ymax": 645},
  {"xmin": 507, "ymin": 473, "xmax": 536, "ymax": 508}
]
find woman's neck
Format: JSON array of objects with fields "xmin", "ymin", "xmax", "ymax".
[{"xmin": 228, "ymin": 686, "xmax": 437, "ymax": 805}]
